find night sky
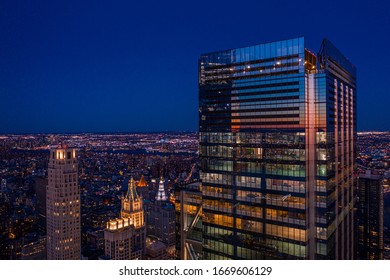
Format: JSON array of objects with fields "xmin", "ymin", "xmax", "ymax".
[{"xmin": 0, "ymin": 0, "xmax": 389, "ymax": 133}]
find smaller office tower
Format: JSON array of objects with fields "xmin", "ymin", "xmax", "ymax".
[
  {"xmin": 46, "ymin": 145, "xmax": 80, "ymax": 260},
  {"xmin": 357, "ymin": 170, "xmax": 384, "ymax": 259},
  {"xmin": 147, "ymin": 178, "xmax": 176, "ymax": 250},
  {"xmin": 104, "ymin": 178, "xmax": 146, "ymax": 260}
]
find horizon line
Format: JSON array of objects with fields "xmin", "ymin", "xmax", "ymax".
[
  {"xmin": 0, "ymin": 130, "xmax": 390, "ymax": 136},
  {"xmin": 0, "ymin": 130, "xmax": 199, "ymax": 136}
]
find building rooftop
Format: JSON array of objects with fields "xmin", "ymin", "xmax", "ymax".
[
  {"xmin": 147, "ymin": 240, "xmax": 166, "ymax": 251},
  {"xmin": 360, "ymin": 170, "xmax": 382, "ymax": 180},
  {"xmin": 137, "ymin": 175, "xmax": 148, "ymax": 187}
]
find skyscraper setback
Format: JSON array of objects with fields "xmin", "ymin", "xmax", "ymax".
[
  {"xmin": 46, "ymin": 146, "xmax": 81, "ymax": 260},
  {"xmin": 199, "ymin": 37, "xmax": 356, "ymax": 259}
]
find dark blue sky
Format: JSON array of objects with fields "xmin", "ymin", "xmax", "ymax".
[{"xmin": 1, "ymin": 0, "xmax": 389, "ymax": 133}]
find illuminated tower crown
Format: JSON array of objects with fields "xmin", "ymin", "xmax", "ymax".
[
  {"xmin": 155, "ymin": 177, "xmax": 168, "ymax": 201},
  {"xmin": 105, "ymin": 176, "xmax": 146, "ymax": 260},
  {"xmin": 121, "ymin": 177, "xmax": 144, "ymax": 228}
]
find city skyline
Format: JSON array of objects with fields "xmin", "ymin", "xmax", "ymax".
[
  {"xmin": 1, "ymin": 131, "xmax": 390, "ymax": 260},
  {"xmin": 1, "ymin": 0, "xmax": 390, "ymax": 133},
  {"xmin": 1, "ymin": 0, "xmax": 390, "ymax": 263}
]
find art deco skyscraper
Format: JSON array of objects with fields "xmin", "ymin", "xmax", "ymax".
[
  {"xmin": 104, "ymin": 178, "xmax": 146, "ymax": 260},
  {"xmin": 46, "ymin": 145, "xmax": 80, "ymax": 260},
  {"xmin": 146, "ymin": 178, "xmax": 176, "ymax": 247},
  {"xmin": 199, "ymin": 37, "xmax": 356, "ymax": 259}
]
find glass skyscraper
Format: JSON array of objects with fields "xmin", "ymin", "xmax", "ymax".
[{"xmin": 199, "ymin": 37, "xmax": 356, "ymax": 259}]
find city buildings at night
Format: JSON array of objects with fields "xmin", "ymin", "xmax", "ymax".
[
  {"xmin": 46, "ymin": 146, "xmax": 81, "ymax": 260},
  {"xmin": 199, "ymin": 37, "xmax": 357, "ymax": 259},
  {"xmin": 1, "ymin": 129, "xmax": 390, "ymax": 260},
  {"xmin": 104, "ymin": 178, "xmax": 146, "ymax": 260},
  {"xmin": 0, "ymin": 133, "xmax": 199, "ymax": 260},
  {"xmin": 357, "ymin": 170, "xmax": 384, "ymax": 260}
]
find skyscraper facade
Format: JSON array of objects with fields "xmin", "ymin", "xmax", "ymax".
[
  {"xmin": 104, "ymin": 178, "xmax": 146, "ymax": 260},
  {"xmin": 357, "ymin": 170, "xmax": 383, "ymax": 260},
  {"xmin": 46, "ymin": 146, "xmax": 81, "ymax": 260},
  {"xmin": 199, "ymin": 37, "xmax": 356, "ymax": 259}
]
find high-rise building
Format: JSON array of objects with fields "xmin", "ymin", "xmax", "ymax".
[
  {"xmin": 357, "ymin": 170, "xmax": 384, "ymax": 260},
  {"xmin": 199, "ymin": 37, "xmax": 356, "ymax": 259},
  {"xmin": 146, "ymin": 178, "xmax": 176, "ymax": 248},
  {"xmin": 104, "ymin": 178, "xmax": 146, "ymax": 260},
  {"xmin": 46, "ymin": 146, "xmax": 81, "ymax": 260}
]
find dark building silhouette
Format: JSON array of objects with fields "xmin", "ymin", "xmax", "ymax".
[
  {"xmin": 357, "ymin": 170, "xmax": 384, "ymax": 260},
  {"xmin": 33, "ymin": 176, "xmax": 47, "ymax": 234}
]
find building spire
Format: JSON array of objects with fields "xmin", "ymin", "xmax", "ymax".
[
  {"xmin": 121, "ymin": 177, "xmax": 143, "ymax": 221},
  {"xmin": 155, "ymin": 177, "xmax": 168, "ymax": 201},
  {"xmin": 126, "ymin": 177, "xmax": 139, "ymax": 202}
]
